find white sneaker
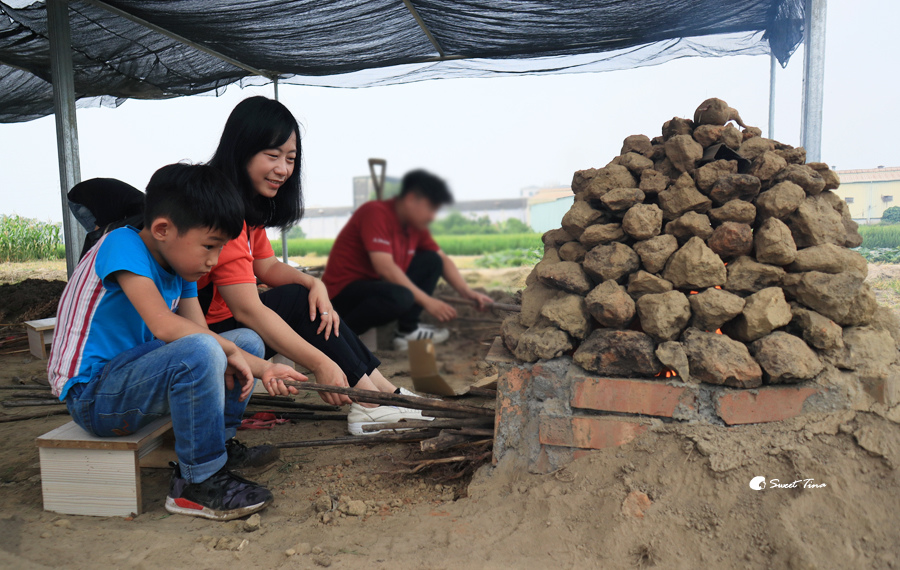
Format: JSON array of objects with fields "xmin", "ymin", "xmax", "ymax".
[
  {"xmin": 348, "ymin": 403, "xmax": 430, "ymax": 436},
  {"xmin": 392, "ymin": 325, "xmax": 450, "ymax": 351}
]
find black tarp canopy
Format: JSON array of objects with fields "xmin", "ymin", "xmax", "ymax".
[{"xmin": 0, "ymin": 0, "xmax": 805, "ymax": 123}]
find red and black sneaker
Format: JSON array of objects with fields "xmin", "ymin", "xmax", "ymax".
[{"xmin": 165, "ymin": 463, "xmax": 273, "ymax": 521}]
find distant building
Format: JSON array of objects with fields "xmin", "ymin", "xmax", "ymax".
[
  {"xmin": 526, "ymin": 186, "xmax": 574, "ymax": 233},
  {"xmin": 832, "ymin": 166, "xmax": 900, "ymax": 224},
  {"xmin": 352, "ymin": 175, "xmax": 401, "ymax": 208}
]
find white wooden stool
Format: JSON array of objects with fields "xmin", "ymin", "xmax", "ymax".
[
  {"xmin": 37, "ymin": 417, "xmax": 174, "ymax": 517},
  {"xmin": 25, "ymin": 317, "xmax": 56, "ymax": 359}
]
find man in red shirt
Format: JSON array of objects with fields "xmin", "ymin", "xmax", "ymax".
[{"xmin": 324, "ymin": 170, "xmax": 494, "ymax": 350}]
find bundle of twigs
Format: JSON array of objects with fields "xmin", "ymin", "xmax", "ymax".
[{"xmin": 273, "ymin": 381, "xmax": 496, "ymax": 474}]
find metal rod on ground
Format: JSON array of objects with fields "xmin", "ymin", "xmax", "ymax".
[
  {"xmin": 361, "ymin": 417, "xmax": 494, "ymax": 433},
  {"xmin": 281, "ymin": 381, "xmax": 494, "ymax": 417},
  {"xmin": 2, "ymin": 400, "xmax": 64, "ymax": 407},
  {"xmin": 276, "ymin": 430, "xmax": 439, "ymax": 449},
  {"xmin": 421, "ymin": 410, "xmax": 489, "ymax": 420},
  {"xmin": 0, "ymin": 409, "xmax": 69, "ymax": 423},
  {"xmin": 438, "ymin": 295, "xmax": 520, "ymax": 313},
  {"xmin": 0, "ymin": 386, "xmax": 52, "ymax": 391}
]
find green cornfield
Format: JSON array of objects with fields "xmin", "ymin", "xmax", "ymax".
[
  {"xmin": 858, "ymin": 225, "xmax": 900, "ymax": 249},
  {"xmin": 0, "ymin": 215, "xmax": 64, "ymax": 262},
  {"xmin": 274, "ymin": 233, "xmax": 543, "ymax": 257}
]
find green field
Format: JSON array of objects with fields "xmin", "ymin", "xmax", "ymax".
[
  {"xmin": 274, "ymin": 233, "xmax": 542, "ymax": 258},
  {"xmin": 858, "ymin": 225, "xmax": 900, "ymax": 249}
]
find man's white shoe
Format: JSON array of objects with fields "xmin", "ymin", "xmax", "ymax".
[
  {"xmin": 392, "ymin": 325, "xmax": 450, "ymax": 351},
  {"xmin": 348, "ymin": 403, "xmax": 431, "ymax": 436}
]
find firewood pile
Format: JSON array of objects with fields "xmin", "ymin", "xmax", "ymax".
[{"xmin": 502, "ymin": 98, "xmax": 900, "ymax": 388}]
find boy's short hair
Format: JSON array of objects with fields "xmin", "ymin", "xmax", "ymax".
[
  {"xmin": 144, "ymin": 163, "xmax": 245, "ymax": 239},
  {"xmin": 399, "ymin": 170, "xmax": 453, "ymax": 207}
]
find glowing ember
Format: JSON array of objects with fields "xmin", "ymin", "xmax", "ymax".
[
  {"xmin": 715, "ymin": 329, "xmax": 723, "ymax": 334},
  {"xmin": 656, "ymin": 369, "xmax": 677, "ymax": 378}
]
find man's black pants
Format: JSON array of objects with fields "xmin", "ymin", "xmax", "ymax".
[{"xmin": 331, "ymin": 250, "xmax": 443, "ymax": 335}]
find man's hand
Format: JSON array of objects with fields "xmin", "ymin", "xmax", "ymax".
[
  {"xmin": 308, "ymin": 278, "xmax": 340, "ymax": 340},
  {"xmin": 312, "ymin": 361, "xmax": 353, "ymax": 406},
  {"xmin": 463, "ymin": 288, "xmax": 495, "ymax": 311},
  {"xmin": 423, "ymin": 297, "xmax": 457, "ymax": 322},
  {"xmin": 224, "ymin": 348, "xmax": 255, "ymax": 402},
  {"xmin": 259, "ymin": 364, "xmax": 305, "ymax": 397}
]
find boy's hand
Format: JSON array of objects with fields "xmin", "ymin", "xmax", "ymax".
[
  {"xmin": 260, "ymin": 364, "xmax": 305, "ymax": 396},
  {"xmin": 308, "ymin": 279, "xmax": 340, "ymax": 340},
  {"xmin": 224, "ymin": 349, "xmax": 255, "ymax": 402}
]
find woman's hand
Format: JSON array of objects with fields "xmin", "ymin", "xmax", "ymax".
[
  {"xmin": 312, "ymin": 360, "xmax": 353, "ymax": 406},
  {"xmin": 308, "ymin": 278, "xmax": 340, "ymax": 340},
  {"xmin": 259, "ymin": 363, "xmax": 305, "ymax": 397}
]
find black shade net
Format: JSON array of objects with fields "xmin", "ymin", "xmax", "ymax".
[{"xmin": 0, "ymin": 0, "xmax": 804, "ymax": 123}]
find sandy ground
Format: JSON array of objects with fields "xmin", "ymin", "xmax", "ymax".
[{"xmin": 0, "ymin": 263, "xmax": 898, "ymax": 568}]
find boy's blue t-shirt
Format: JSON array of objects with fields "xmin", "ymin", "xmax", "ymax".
[{"xmin": 47, "ymin": 227, "xmax": 197, "ymax": 399}]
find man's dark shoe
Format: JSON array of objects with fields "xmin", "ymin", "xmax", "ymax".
[
  {"xmin": 225, "ymin": 438, "xmax": 280, "ymax": 469},
  {"xmin": 165, "ymin": 463, "xmax": 272, "ymax": 521}
]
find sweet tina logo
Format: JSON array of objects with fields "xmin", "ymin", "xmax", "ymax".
[
  {"xmin": 749, "ymin": 476, "xmax": 826, "ymax": 490},
  {"xmin": 749, "ymin": 476, "xmax": 766, "ymax": 490}
]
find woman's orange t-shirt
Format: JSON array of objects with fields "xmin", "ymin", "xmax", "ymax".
[{"xmin": 198, "ymin": 223, "xmax": 274, "ymax": 324}]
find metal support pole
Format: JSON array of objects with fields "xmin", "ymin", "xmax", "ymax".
[
  {"xmin": 48, "ymin": 0, "xmax": 85, "ymax": 276},
  {"xmin": 274, "ymin": 78, "xmax": 289, "ymax": 263},
  {"xmin": 767, "ymin": 53, "xmax": 776, "ymax": 140},
  {"xmin": 800, "ymin": 0, "xmax": 827, "ymax": 162}
]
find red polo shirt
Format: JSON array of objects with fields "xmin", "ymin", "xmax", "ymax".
[{"xmin": 324, "ymin": 198, "xmax": 440, "ymax": 298}]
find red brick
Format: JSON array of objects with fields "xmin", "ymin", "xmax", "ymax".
[
  {"xmin": 571, "ymin": 377, "xmax": 697, "ymax": 417},
  {"xmin": 715, "ymin": 385, "xmax": 820, "ymax": 425},
  {"xmin": 539, "ymin": 414, "xmax": 649, "ymax": 450}
]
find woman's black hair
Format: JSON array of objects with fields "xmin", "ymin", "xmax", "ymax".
[{"xmin": 209, "ymin": 96, "xmax": 303, "ymax": 230}]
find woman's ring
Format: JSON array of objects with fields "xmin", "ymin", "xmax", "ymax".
[{"xmin": 321, "ymin": 311, "xmax": 329, "ymax": 316}]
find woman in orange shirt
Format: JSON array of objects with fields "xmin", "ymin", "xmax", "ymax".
[{"xmin": 200, "ymin": 96, "xmax": 428, "ymax": 436}]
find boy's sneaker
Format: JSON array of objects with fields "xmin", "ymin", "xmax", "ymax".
[
  {"xmin": 165, "ymin": 463, "xmax": 273, "ymax": 521},
  {"xmin": 225, "ymin": 438, "xmax": 280, "ymax": 470},
  {"xmin": 347, "ymin": 403, "xmax": 434, "ymax": 436},
  {"xmin": 392, "ymin": 325, "xmax": 450, "ymax": 351}
]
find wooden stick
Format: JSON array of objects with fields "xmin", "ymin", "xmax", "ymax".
[
  {"xmin": 465, "ymin": 387, "xmax": 497, "ymax": 398},
  {"xmin": 0, "ymin": 409, "xmax": 69, "ymax": 423},
  {"xmin": 0, "ymin": 385, "xmax": 52, "ymax": 391},
  {"xmin": 281, "ymin": 381, "xmax": 494, "ymax": 417},
  {"xmin": 446, "ymin": 427, "xmax": 494, "ymax": 437},
  {"xmin": 242, "ymin": 411, "xmax": 347, "ymax": 421},
  {"xmin": 452, "ymin": 317, "xmax": 502, "ymax": 324},
  {"xmin": 1, "ymin": 399, "xmax": 63, "ymax": 407},
  {"xmin": 420, "ymin": 430, "xmax": 473, "ymax": 452},
  {"xmin": 5, "ymin": 392, "xmax": 56, "ymax": 399},
  {"xmin": 275, "ymin": 430, "xmax": 439, "ymax": 449},
  {"xmin": 247, "ymin": 397, "xmax": 340, "ymax": 412},
  {"xmin": 361, "ymin": 417, "xmax": 493, "ymax": 433},
  {"xmin": 437, "ymin": 295, "xmax": 521, "ymax": 313},
  {"xmin": 421, "ymin": 410, "xmax": 489, "ymax": 420}
]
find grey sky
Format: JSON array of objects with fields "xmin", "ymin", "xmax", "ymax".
[{"xmin": 0, "ymin": 0, "xmax": 896, "ymax": 223}]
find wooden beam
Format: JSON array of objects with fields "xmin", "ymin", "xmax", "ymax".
[{"xmin": 400, "ymin": 0, "xmax": 446, "ymax": 58}]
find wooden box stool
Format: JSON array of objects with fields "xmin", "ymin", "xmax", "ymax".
[
  {"xmin": 37, "ymin": 417, "xmax": 174, "ymax": 517},
  {"xmin": 25, "ymin": 318, "xmax": 56, "ymax": 359}
]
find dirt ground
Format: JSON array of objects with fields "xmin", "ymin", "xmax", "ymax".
[{"xmin": 0, "ymin": 263, "xmax": 898, "ymax": 569}]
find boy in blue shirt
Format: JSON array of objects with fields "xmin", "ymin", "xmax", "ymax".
[{"xmin": 48, "ymin": 163, "xmax": 306, "ymax": 521}]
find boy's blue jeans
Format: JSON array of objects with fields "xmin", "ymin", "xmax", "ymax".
[{"xmin": 64, "ymin": 329, "xmax": 264, "ymax": 484}]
